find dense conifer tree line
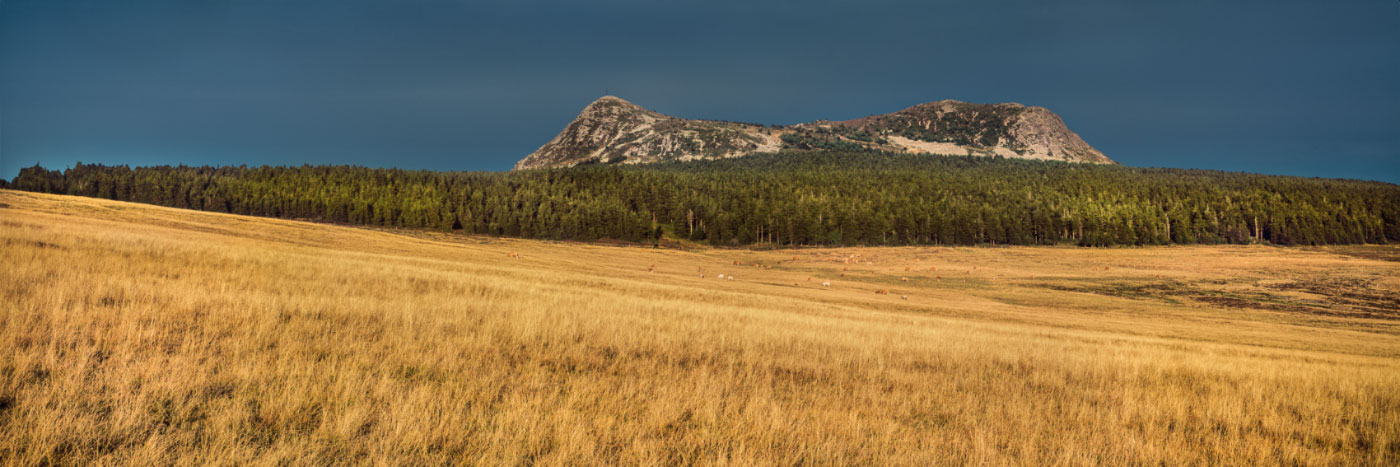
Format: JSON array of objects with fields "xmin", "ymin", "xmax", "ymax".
[{"xmin": 8, "ymin": 151, "xmax": 1398, "ymax": 247}]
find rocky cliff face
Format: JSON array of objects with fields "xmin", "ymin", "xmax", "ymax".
[
  {"xmin": 512, "ymin": 97, "xmax": 781, "ymax": 170},
  {"xmin": 513, "ymin": 96, "xmax": 1112, "ymax": 170}
]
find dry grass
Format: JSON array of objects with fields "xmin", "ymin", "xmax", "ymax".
[{"xmin": 2, "ymin": 189, "xmax": 1398, "ymax": 465}]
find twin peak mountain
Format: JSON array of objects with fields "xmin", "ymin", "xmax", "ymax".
[{"xmin": 512, "ymin": 96, "xmax": 1113, "ymax": 170}]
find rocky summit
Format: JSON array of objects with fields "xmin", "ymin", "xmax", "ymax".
[{"xmin": 513, "ymin": 96, "xmax": 1112, "ymax": 170}]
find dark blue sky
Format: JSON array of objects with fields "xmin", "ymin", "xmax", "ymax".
[{"xmin": 3, "ymin": 0, "xmax": 1398, "ymax": 182}]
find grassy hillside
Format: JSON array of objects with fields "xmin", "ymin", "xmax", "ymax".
[{"xmin": 2, "ymin": 189, "xmax": 1398, "ymax": 464}]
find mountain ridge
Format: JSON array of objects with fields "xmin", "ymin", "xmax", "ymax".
[{"xmin": 513, "ymin": 96, "xmax": 1113, "ymax": 170}]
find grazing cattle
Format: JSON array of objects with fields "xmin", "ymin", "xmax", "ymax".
[
  {"xmin": 930, "ymin": 266, "xmax": 937, "ymax": 271},
  {"xmin": 717, "ymin": 274, "xmax": 726, "ymax": 279},
  {"xmin": 875, "ymin": 289, "xmax": 889, "ymax": 295},
  {"xmin": 648, "ymin": 264, "xmax": 655, "ymax": 273},
  {"xmin": 506, "ymin": 252, "xmax": 519, "ymax": 258},
  {"xmin": 901, "ymin": 277, "xmax": 909, "ymax": 282},
  {"xmin": 727, "ymin": 276, "xmax": 734, "ymax": 281},
  {"xmin": 821, "ymin": 281, "xmax": 831, "ymax": 287},
  {"xmin": 840, "ymin": 273, "xmax": 846, "ymax": 277},
  {"xmin": 905, "ymin": 266, "xmax": 911, "ymax": 271},
  {"xmin": 937, "ymin": 276, "xmax": 942, "ymax": 281},
  {"xmin": 900, "ymin": 295, "xmax": 908, "ymax": 300},
  {"xmin": 793, "ymin": 256, "xmax": 799, "ymax": 261}
]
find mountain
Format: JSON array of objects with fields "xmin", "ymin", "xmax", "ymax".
[{"xmin": 513, "ymin": 96, "xmax": 1113, "ymax": 170}]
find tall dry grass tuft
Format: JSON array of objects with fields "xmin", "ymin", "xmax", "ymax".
[{"xmin": 2, "ymin": 189, "xmax": 1398, "ymax": 465}]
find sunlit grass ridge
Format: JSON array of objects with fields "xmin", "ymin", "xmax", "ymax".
[{"xmin": 1, "ymin": 189, "xmax": 1397, "ymax": 465}]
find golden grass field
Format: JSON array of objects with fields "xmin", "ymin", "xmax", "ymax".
[{"xmin": 2, "ymin": 188, "xmax": 1398, "ymax": 465}]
